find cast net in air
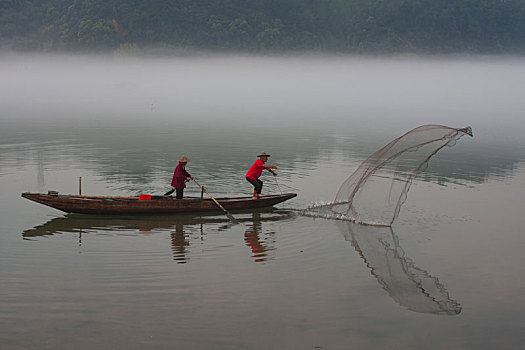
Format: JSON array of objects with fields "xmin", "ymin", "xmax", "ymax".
[{"xmin": 331, "ymin": 125, "xmax": 473, "ymax": 226}]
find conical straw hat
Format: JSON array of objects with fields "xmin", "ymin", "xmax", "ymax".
[{"xmin": 177, "ymin": 155, "xmax": 190, "ymax": 163}]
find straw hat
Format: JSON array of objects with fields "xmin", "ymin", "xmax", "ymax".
[
  {"xmin": 177, "ymin": 155, "xmax": 190, "ymax": 163},
  {"xmin": 257, "ymin": 152, "xmax": 271, "ymax": 158}
]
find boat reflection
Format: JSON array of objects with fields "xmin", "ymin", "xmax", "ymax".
[
  {"xmin": 338, "ymin": 221, "xmax": 462, "ymax": 315},
  {"xmin": 22, "ymin": 210, "xmax": 294, "ymax": 264}
]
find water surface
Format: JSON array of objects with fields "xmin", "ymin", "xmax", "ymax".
[{"xmin": 1, "ymin": 54, "xmax": 525, "ymax": 349}]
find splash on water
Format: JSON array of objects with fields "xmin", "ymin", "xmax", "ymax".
[
  {"xmin": 302, "ymin": 201, "xmax": 390, "ymax": 226},
  {"xmin": 305, "ymin": 125, "xmax": 473, "ymax": 226}
]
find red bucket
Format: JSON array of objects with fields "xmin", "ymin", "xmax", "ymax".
[{"xmin": 139, "ymin": 194, "xmax": 152, "ymax": 200}]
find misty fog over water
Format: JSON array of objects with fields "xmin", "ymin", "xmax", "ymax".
[
  {"xmin": 2, "ymin": 53, "xmax": 524, "ymax": 188},
  {"xmin": 1, "ymin": 53, "xmax": 525, "ymax": 349},
  {"xmin": 2, "ymin": 53, "xmax": 524, "ymax": 131}
]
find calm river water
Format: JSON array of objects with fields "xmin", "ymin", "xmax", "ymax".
[{"xmin": 1, "ymin": 54, "xmax": 525, "ymax": 349}]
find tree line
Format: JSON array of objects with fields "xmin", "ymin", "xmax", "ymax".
[{"xmin": 1, "ymin": 0, "xmax": 524, "ymax": 53}]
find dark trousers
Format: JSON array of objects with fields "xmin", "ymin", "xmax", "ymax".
[
  {"xmin": 176, "ymin": 188, "xmax": 184, "ymax": 199},
  {"xmin": 246, "ymin": 177, "xmax": 263, "ymax": 194}
]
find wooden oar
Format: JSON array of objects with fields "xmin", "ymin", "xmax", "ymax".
[{"xmin": 192, "ymin": 178, "xmax": 240, "ymax": 225}]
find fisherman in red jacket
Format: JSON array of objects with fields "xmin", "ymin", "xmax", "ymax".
[
  {"xmin": 246, "ymin": 152, "xmax": 277, "ymax": 199},
  {"xmin": 169, "ymin": 155, "xmax": 193, "ymax": 199}
]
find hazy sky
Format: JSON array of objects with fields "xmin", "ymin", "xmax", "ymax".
[{"xmin": 1, "ymin": 53, "xmax": 524, "ymax": 132}]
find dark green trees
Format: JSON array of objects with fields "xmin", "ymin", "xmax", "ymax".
[{"xmin": 1, "ymin": 0, "xmax": 524, "ymax": 53}]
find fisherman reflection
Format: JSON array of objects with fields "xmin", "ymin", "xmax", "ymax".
[
  {"xmin": 171, "ymin": 221, "xmax": 189, "ymax": 264},
  {"xmin": 244, "ymin": 212, "xmax": 275, "ymax": 263}
]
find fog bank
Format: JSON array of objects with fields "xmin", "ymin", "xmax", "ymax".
[{"xmin": 1, "ymin": 53, "xmax": 524, "ymax": 133}]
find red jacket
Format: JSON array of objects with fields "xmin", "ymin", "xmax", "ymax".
[
  {"xmin": 246, "ymin": 159, "xmax": 265, "ymax": 180},
  {"xmin": 171, "ymin": 164, "xmax": 191, "ymax": 189}
]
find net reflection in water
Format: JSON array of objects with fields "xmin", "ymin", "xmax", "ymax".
[{"xmin": 339, "ymin": 221, "xmax": 461, "ymax": 315}]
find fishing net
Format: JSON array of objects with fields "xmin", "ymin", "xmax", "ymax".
[
  {"xmin": 339, "ymin": 221, "xmax": 461, "ymax": 315},
  {"xmin": 331, "ymin": 125, "xmax": 472, "ymax": 226}
]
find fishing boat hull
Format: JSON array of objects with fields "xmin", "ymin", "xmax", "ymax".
[{"xmin": 21, "ymin": 192, "xmax": 297, "ymax": 215}]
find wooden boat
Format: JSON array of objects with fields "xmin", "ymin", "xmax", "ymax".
[{"xmin": 21, "ymin": 191, "xmax": 297, "ymax": 215}]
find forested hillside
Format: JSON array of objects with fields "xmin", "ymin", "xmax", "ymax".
[{"xmin": 1, "ymin": 0, "xmax": 524, "ymax": 53}]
